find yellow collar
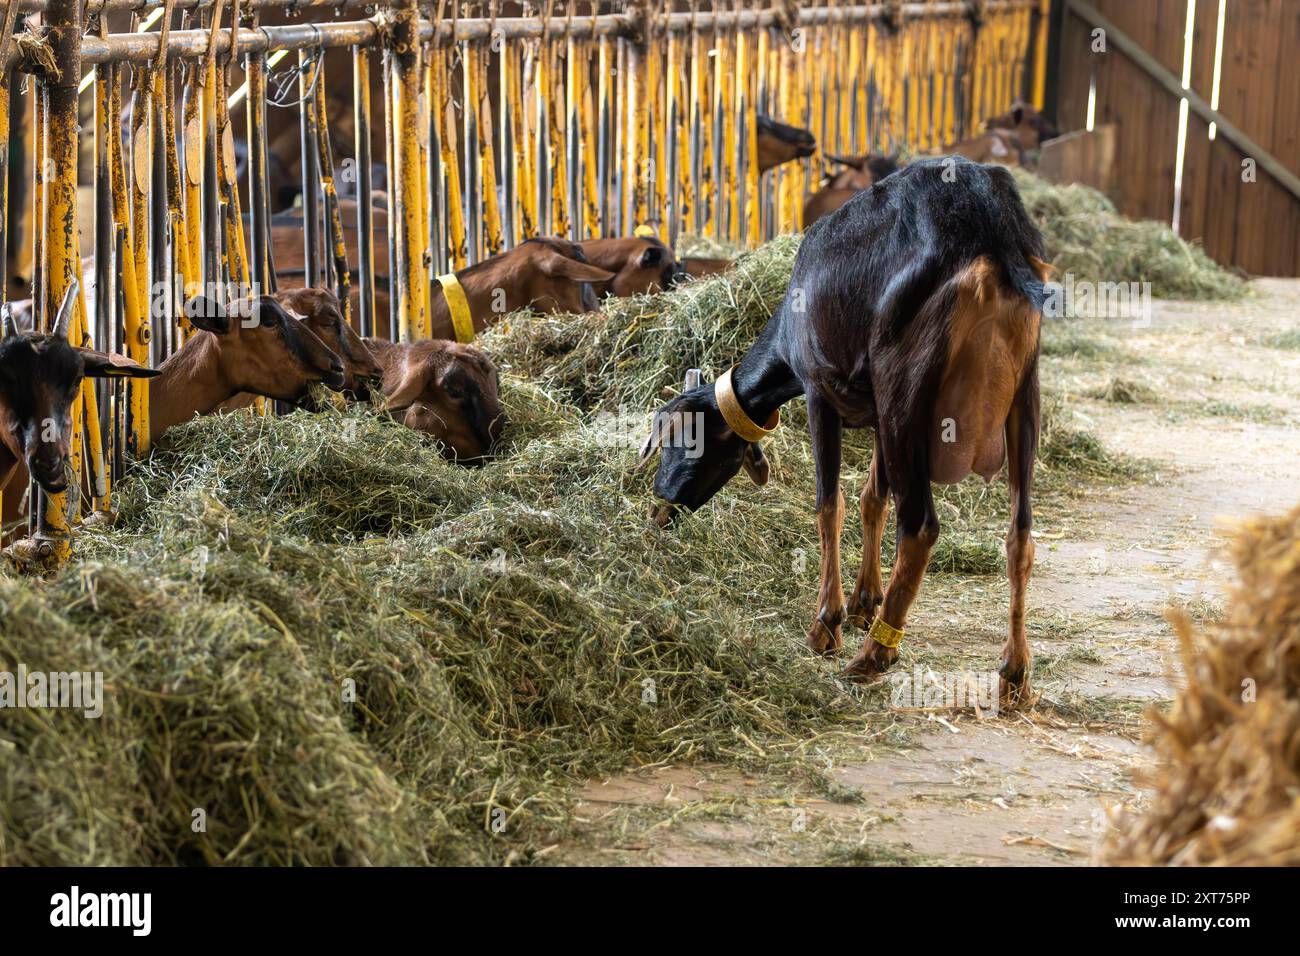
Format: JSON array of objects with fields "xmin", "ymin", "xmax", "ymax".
[
  {"xmin": 436, "ymin": 272, "xmax": 476, "ymax": 344},
  {"xmin": 714, "ymin": 365, "xmax": 779, "ymax": 443}
]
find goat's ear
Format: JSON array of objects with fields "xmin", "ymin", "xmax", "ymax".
[
  {"xmin": 1029, "ymin": 256, "xmax": 1056, "ymax": 283},
  {"xmin": 381, "ymin": 360, "xmax": 430, "ymax": 411},
  {"xmin": 638, "ymin": 244, "xmax": 665, "ymax": 269},
  {"xmin": 185, "ymin": 295, "xmax": 231, "ymax": 334},
  {"xmin": 77, "ymin": 347, "xmax": 162, "ymax": 379},
  {"xmin": 683, "ymin": 368, "xmax": 703, "ymax": 392},
  {"xmin": 638, "ymin": 409, "xmax": 673, "ymax": 467},
  {"xmin": 540, "ymin": 252, "xmax": 616, "ymax": 284},
  {"xmin": 742, "ymin": 442, "xmax": 770, "ymax": 486},
  {"xmin": 825, "ymin": 152, "xmax": 866, "ymax": 170}
]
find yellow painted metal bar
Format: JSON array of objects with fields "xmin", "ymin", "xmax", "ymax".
[
  {"xmin": 743, "ymin": 26, "xmax": 760, "ymax": 246},
  {"xmin": 163, "ymin": 64, "xmax": 197, "ymax": 335},
  {"xmin": 706, "ymin": 25, "xmax": 723, "ymax": 239},
  {"xmin": 731, "ymin": 23, "xmax": 744, "ymax": 243},
  {"xmin": 37, "ymin": 0, "xmax": 84, "ymax": 564},
  {"xmin": 182, "ymin": 51, "xmax": 203, "ymax": 298},
  {"xmin": 580, "ymin": 37, "xmax": 601, "ymax": 240},
  {"xmin": 629, "ymin": 37, "xmax": 649, "ymax": 230},
  {"xmin": 461, "ymin": 41, "xmax": 481, "ymax": 261},
  {"xmin": 651, "ymin": 30, "xmax": 668, "ymax": 241},
  {"xmin": 111, "ymin": 65, "xmax": 151, "ymax": 456},
  {"xmin": 596, "ymin": 34, "xmax": 612, "ymax": 234},
  {"xmin": 719, "ymin": 26, "xmax": 736, "ymax": 243},
  {"xmin": 477, "ymin": 44, "xmax": 503, "ymax": 255},
  {"xmin": 73, "ymin": 283, "xmax": 110, "ymax": 514},
  {"xmin": 217, "ymin": 65, "xmax": 249, "ymax": 292},
  {"xmin": 779, "ymin": 30, "xmax": 800, "ymax": 230},
  {"xmin": 436, "ymin": 44, "xmax": 467, "ymax": 270},
  {"xmin": 687, "ymin": 24, "xmax": 705, "ymax": 237},
  {"xmin": 393, "ymin": 0, "xmax": 429, "ymax": 341},
  {"xmin": 130, "ymin": 67, "xmax": 152, "ymax": 321},
  {"xmin": 313, "ymin": 62, "xmax": 350, "ymax": 317},
  {"xmin": 905, "ymin": 15, "xmax": 918, "ymax": 148},
  {"xmin": 546, "ymin": 37, "xmax": 570, "ymax": 237},
  {"xmin": 1032, "ymin": 0, "xmax": 1050, "ymax": 109},
  {"xmin": 510, "ymin": 41, "xmax": 537, "ymax": 239}
]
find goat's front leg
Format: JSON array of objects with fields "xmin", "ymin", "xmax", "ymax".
[
  {"xmin": 847, "ymin": 446, "xmax": 889, "ymax": 628},
  {"xmin": 843, "ymin": 438, "xmax": 939, "ymax": 681},
  {"xmin": 805, "ymin": 392, "xmax": 845, "ymax": 656}
]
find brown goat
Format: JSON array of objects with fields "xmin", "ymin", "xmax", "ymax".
[
  {"xmin": 802, "ymin": 153, "xmax": 902, "ymax": 229},
  {"xmin": 984, "ymin": 100, "xmax": 1060, "ymax": 151},
  {"xmin": 364, "ymin": 337, "xmax": 505, "ymax": 464},
  {"xmin": 756, "ymin": 114, "xmax": 818, "ymax": 173},
  {"xmin": 273, "ymin": 287, "xmax": 382, "ymax": 393},
  {"xmin": 577, "ymin": 237, "xmax": 683, "ymax": 297},
  {"xmin": 271, "ymin": 203, "xmax": 613, "ymax": 338}
]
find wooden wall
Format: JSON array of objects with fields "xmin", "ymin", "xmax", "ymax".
[{"xmin": 1055, "ymin": 0, "xmax": 1300, "ymax": 276}]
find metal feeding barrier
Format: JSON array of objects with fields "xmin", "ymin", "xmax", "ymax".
[{"xmin": 0, "ymin": 0, "xmax": 1047, "ymax": 567}]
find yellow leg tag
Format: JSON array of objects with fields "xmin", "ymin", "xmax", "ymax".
[{"xmin": 868, "ymin": 616, "xmax": 904, "ymax": 649}]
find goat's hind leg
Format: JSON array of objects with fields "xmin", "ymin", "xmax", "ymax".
[{"xmin": 1000, "ymin": 380, "xmax": 1038, "ymax": 708}]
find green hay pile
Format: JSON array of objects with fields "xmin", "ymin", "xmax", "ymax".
[
  {"xmin": 1012, "ymin": 169, "xmax": 1246, "ymax": 301},
  {"xmin": 1, "ymin": 400, "xmax": 872, "ymax": 866},
  {"xmin": 1, "ymin": 237, "xmax": 1138, "ymax": 866}
]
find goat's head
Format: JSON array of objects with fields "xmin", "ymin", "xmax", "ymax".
[
  {"xmin": 984, "ymin": 100, "xmax": 1060, "ymax": 150},
  {"xmin": 0, "ymin": 299, "xmax": 159, "ymax": 493},
  {"xmin": 756, "ymin": 114, "xmax": 817, "ymax": 172},
  {"xmin": 822, "ymin": 152, "xmax": 902, "ymax": 190},
  {"xmin": 187, "ymin": 294, "xmax": 345, "ymax": 402},
  {"xmin": 638, "ymin": 368, "xmax": 769, "ymax": 527},
  {"xmin": 579, "ymin": 237, "xmax": 684, "ymax": 298},
  {"xmin": 273, "ymin": 287, "xmax": 382, "ymax": 395},
  {"xmin": 504, "ymin": 237, "xmax": 615, "ymax": 314},
  {"xmin": 381, "ymin": 341, "xmax": 505, "ymax": 464}
]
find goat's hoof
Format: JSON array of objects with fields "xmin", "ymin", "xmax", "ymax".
[
  {"xmin": 846, "ymin": 587, "xmax": 884, "ymax": 629},
  {"xmin": 998, "ymin": 661, "xmax": 1033, "ymax": 710},
  {"xmin": 82, "ymin": 509, "xmax": 117, "ymax": 529},
  {"xmin": 806, "ymin": 615, "xmax": 842, "ymax": 657},
  {"xmin": 3, "ymin": 538, "xmax": 62, "ymax": 574},
  {"xmin": 840, "ymin": 641, "xmax": 897, "ymax": 683}
]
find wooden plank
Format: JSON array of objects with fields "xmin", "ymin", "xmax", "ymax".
[
  {"xmin": 1037, "ymin": 123, "xmax": 1117, "ymax": 196},
  {"xmin": 1176, "ymin": 0, "xmax": 1222, "ymax": 246},
  {"xmin": 1266, "ymin": 0, "xmax": 1300, "ymax": 273}
]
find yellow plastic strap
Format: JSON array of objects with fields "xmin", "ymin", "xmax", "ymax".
[
  {"xmin": 868, "ymin": 616, "xmax": 904, "ymax": 649},
  {"xmin": 714, "ymin": 365, "xmax": 779, "ymax": 443},
  {"xmin": 436, "ymin": 272, "xmax": 476, "ymax": 344}
]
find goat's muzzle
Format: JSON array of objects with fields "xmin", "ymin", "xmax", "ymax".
[{"xmin": 649, "ymin": 500, "xmax": 679, "ymax": 529}]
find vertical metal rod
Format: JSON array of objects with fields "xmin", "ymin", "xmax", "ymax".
[
  {"xmin": 354, "ymin": 45, "xmax": 375, "ymax": 339},
  {"xmin": 298, "ymin": 48, "xmax": 320, "ymax": 289},
  {"xmin": 246, "ymin": 38, "xmax": 267, "ymax": 293},
  {"xmin": 36, "ymin": 0, "xmax": 83, "ymax": 566}
]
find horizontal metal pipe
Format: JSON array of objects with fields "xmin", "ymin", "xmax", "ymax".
[
  {"xmin": 13, "ymin": 0, "xmax": 383, "ymax": 13},
  {"xmin": 8, "ymin": 1, "xmax": 1037, "ymax": 71}
]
